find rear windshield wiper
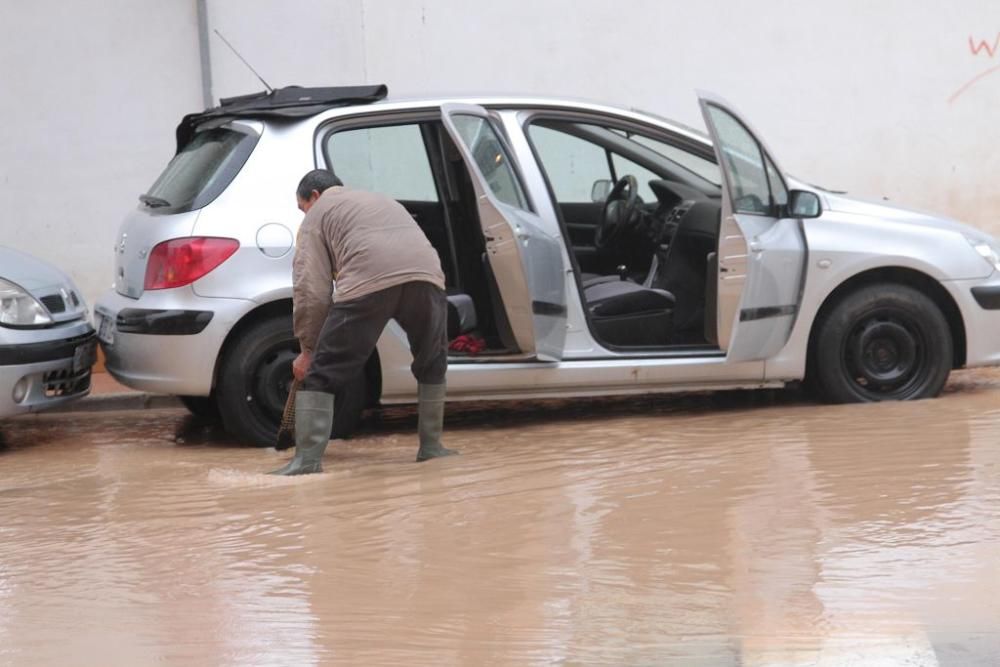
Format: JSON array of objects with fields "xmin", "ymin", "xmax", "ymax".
[{"xmin": 139, "ymin": 193, "xmax": 172, "ymax": 208}]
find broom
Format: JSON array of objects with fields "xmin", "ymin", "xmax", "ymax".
[{"xmin": 275, "ymin": 378, "xmax": 299, "ymax": 450}]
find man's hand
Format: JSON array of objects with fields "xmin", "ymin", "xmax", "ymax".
[{"xmin": 292, "ymin": 351, "xmax": 312, "ymax": 381}]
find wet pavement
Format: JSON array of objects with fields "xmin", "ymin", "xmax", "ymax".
[{"xmin": 1, "ymin": 371, "xmax": 999, "ymax": 666}]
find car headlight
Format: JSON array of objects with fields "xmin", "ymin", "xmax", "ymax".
[
  {"xmin": 0, "ymin": 278, "xmax": 53, "ymax": 327},
  {"xmin": 968, "ymin": 238, "xmax": 1000, "ymax": 274}
]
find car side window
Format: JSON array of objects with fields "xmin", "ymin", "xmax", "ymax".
[
  {"xmin": 325, "ymin": 124, "xmax": 438, "ymax": 201},
  {"xmin": 529, "ymin": 121, "xmax": 721, "ymax": 206},
  {"xmin": 528, "ymin": 125, "xmax": 613, "ymax": 202},
  {"xmin": 449, "ymin": 115, "xmax": 529, "ymax": 210},
  {"xmin": 629, "ymin": 134, "xmax": 722, "ymax": 186},
  {"xmin": 705, "ymin": 106, "xmax": 775, "ymax": 215}
]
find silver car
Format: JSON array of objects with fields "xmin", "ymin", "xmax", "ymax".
[
  {"xmin": 95, "ymin": 86, "xmax": 1000, "ymax": 445},
  {"xmin": 0, "ymin": 247, "xmax": 96, "ymax": 417}
]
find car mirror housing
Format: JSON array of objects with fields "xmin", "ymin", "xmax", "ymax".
[
  {"xmin": 591, "ymin": 179, "xmax": 613, "ymax": 203},
  {"xmin": 788, "ymin": 190, "xmax": 822, "ymax": 219}
]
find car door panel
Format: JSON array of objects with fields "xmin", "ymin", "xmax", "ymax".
[
  {"xmin": 728, "ymin": 216, "xmax": 806, "ymax": 360},
  {"xmin": 560, "ymin": 202, "xmax": 605, "ymax": 272},
  {"xmin": 698, "ymin": 92, "xmax": 807, "ymax": 362},
  {"xmin": 440, "ymin": 104, "xmax": 568, "ymax": 361}
]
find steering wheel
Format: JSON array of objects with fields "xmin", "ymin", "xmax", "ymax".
[{"xmin": 595, "ymin": 175, "xmax": 639, "ymax": 250}]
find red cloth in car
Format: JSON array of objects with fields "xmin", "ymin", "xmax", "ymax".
[{"xmin": 449, "ymin": 334, "xmax": 486, "ymax": 355}]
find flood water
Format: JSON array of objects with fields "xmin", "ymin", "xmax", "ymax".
[{"xmin": 2, "ymin": 372, "xmax": 1000, "ymax": 666}]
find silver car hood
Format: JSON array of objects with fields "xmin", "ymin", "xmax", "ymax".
[
  {"xmin": 820, "ymin": 192, "xmax": 994, "ymax": 243},
  {"xmin": 0, "ymin": 245, "xmax": 87, "ymax": 323},
  {"xmin": 0, "ymin": 246, "xmax": 73, "ymax": 292}
]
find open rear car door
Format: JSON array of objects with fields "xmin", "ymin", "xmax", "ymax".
[{"xmin": 440, "ymin": 104, "xmax": 568, "ymax": 361}]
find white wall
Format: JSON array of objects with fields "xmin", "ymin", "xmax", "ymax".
[
  {"xmin": 3, "ymin": 0, "xmax": 1000, "ymax": 307},
  {"xmin": 0, "ymin": 1, "xmax": 203, "ymax": 306},
  {"xmin": 365, "ymin": 1, "xmax": 1000, "ymax": 225}
]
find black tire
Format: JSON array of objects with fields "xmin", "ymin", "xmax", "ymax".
[
  {"xmin": 215, "ymin": 315, "xmax": 367, "ymax": 446},
  {"xmin": 178, "ymin": 395, "xmax": 220, "ymax": 420},
  {"xmin": 811, "ymin": 284, "xmax": 952, "ymax": 403}
]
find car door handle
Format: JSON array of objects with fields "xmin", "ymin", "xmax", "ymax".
[{"xmin": 749, "ymin": 242, "xmax": 763, "ymax": 253}]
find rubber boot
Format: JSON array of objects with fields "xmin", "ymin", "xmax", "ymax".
[
  {"xmin": 268, "ymin": 391, "xmax": 334, "ymax": 475},
  {"xmin": 415, "ymin": 383, "xmax": 458, "ymax": 462}
]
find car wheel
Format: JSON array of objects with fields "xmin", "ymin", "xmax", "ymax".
[
  {"xmin": 216, "ymin": 315, "xmax": 367, "ymax": 446},
  {"xmin": 178, "ymin": 395, "xmax": 220, "ymax": 420},
  {"xmin": 812, "ymin": 284, "xmax": 952, "ymax": 403}
]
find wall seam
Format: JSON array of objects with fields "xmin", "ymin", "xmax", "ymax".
[{"xmin": 359, "ymin": 0, "xmax": 369, "ymax": 82}]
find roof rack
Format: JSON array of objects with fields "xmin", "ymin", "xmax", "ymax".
[{"xmin": 175, "ymin": 84, "xmax": 388, "ymax": 151}]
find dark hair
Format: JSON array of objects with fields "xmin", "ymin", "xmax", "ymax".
[{"xmin": 296, "ymin": 169, "xmax": 343, "ymax": 201}]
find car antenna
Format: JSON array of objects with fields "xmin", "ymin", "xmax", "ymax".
[{"xmin": 213, "ymin": 29, "xmax": 274, "ymax": 94}]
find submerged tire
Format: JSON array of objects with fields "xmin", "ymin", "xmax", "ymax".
[
  {"xmin": 215, "ymin": 315, "xmax": 366, "ymax": 446},
  {"xmin": 812, "ymin": 284, "xmax": 952, "ymax": 403}
]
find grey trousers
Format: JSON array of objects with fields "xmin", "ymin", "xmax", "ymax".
[{"xmin": 302, "ymin": 281, "xmax": 448, "ymax": 394}]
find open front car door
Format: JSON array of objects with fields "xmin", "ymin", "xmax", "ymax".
[
  {"xmin": 698, "ymin": 92, "xmax": 808, "ymax": 362},
  {"xmin": 440, "ymin": 103, "xmax": 568, "ymax": 361}
]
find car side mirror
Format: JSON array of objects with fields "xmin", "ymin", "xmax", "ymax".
[
  {"xmin": 591, "ymin": 179, "xmax": 613, "ymax": 203},
  {"xmin": 788, "ymin": 190, "xmax": 822, "ymax": 218}
]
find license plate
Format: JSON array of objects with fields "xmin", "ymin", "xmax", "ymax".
[
  {"xmin": 73, "ymin": 339, "xmax": 97, "ymax": 374},
  {"xmin": 95, "ymin": 309, "xmax": 115, "ymax": 345}
]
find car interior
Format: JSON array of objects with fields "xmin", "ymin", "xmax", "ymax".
[
  {"xmin": 324, "ymin": 115, "xmax": 725, "ymax": 356},
  {"xmin": 526, "ymin": 119, "xmax": 725, "ymax": 349}
]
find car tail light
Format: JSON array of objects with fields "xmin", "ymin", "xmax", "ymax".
[{"xmin": 144, "ymin": 237, "xmax": 240, "ymax": 290}]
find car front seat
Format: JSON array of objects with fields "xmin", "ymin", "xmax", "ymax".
[
  {"xmin": 649, "ymin": 200, "xmax": 720, "ymax": 344},
  {"xmin": 583, "ymin": 280, "xmax": 675, "ymax": 347},
  {"xmin": 446, "ymin": 293, "xmax": 478, "ymax": 339}
]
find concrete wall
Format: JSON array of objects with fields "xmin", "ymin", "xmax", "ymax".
[
  {"xmin": 2, "ymin": 0, "xmax": 999, "ymax": 307},
  {"xmin": 0, "ymin": 1, "xmax": 203, "ymax": 306}
]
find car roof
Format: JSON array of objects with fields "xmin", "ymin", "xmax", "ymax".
[{"xmin": 333, "ymin": 93, "xmax": 712, "ymax": 145}]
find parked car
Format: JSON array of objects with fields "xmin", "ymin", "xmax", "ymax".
[
  {"xmin": 95, "ymin": 85, "xmax": 1000, "ymax": 445},
  {"xmin": 0, "ymin": 247, "xmax": 96, "ymax": 417}
]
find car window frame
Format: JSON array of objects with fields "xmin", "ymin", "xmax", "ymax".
[
  {"xmin": 317, "ymin": 112, "xmax": 445, "ymax": 204},
  {"xmin": 316, "ymin": 108, "xmax": 536, "ymax": 213},
  {"xmin": 520, "ymin": 110, "xmax": 723, "ymax": 206},
  {"xmin": 446, "ymin": 111, "xmax": 534, "ymax": 213},
  {"xmin": 525, "ymin": 122, "xmax": 617, "ymax": 203},
  {"xmin": 703, "ymin": 103, "xmax": 789, "ymax": 218}
]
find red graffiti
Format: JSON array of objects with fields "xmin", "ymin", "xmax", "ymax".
[
  {"xmin": 950, "ymin": 32, "xmax": 1000, "ymax": 103},
  {"xmin": 969, "ymin": 32, "xmax": 1000, "ymax": 57}
]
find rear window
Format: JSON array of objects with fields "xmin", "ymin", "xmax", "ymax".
[{"xmin": 143, "ymin": 125, "xmax": 258, "ymax": 213}]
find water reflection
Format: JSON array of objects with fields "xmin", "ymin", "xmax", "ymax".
[{"xmin": 0, "ymin": 370, "xmax": 998, "ymax": 665}]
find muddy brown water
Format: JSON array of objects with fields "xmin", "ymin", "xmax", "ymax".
[{"xmin": 1, "ymin": 372, "xmax": 1000, "ymax": 666}]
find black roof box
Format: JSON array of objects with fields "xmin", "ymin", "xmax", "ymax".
[{"xmin": 175, "ymin": 84, "xmax": 388, "ymax": 151}]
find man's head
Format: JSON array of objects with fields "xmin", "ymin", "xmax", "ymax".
[{"xmin": 295, "ymin": 169, "xmax": 343, "ymax": 212}]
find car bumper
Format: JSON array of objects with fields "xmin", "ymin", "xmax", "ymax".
[
  {"xmin": 0, "ymin": 328, "xmax": 96, "ymax": 417},
  {"xmin": 94, "ymin": 288, "xmax": 252, "ymax": 396},
  {"xmin": 971, "ymin": 285, "xmax": 1000, "ymax": 310},
  {"xmin": 949, "ymin": 273, "xmax": 1000, "ymax": 368}
]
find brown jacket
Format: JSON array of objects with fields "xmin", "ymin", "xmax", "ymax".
[{"xmin": 292, "ymin": 186, "xmax": 445, "ymax": 353}]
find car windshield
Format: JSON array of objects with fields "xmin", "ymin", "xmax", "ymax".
[
  {"xmin": 628, "ymin": 134, "xmax": 722, "ymax": 187},
  {"xmin": 142, "ymin": 125, "xmax": 258, "ymax": 213}
]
